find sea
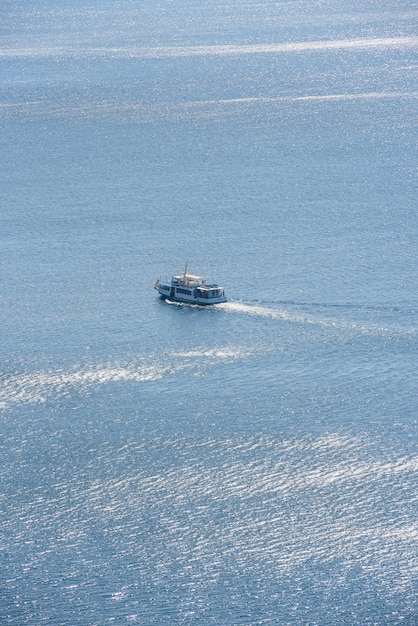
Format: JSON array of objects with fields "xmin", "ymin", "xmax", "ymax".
[{"xmin": 1, "ymin": 1, "xmax": 417, "ymax": 624}]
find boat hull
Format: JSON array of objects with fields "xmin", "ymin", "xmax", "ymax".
[{"xmin": 158, "ymin": 292, "xmax": 227, "ymax": 305}]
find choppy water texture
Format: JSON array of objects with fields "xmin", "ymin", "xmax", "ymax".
[{"xmin": 1, "ymin": 0, "xmax": 417, "ymax": 624}]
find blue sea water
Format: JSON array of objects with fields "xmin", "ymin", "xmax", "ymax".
[{"xmin": 1, "ymin": 1, "xmax": 417, "ymax": 624}]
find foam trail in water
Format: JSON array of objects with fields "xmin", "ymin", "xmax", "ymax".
[
  {"xmin": 214, "ymin": 92, "xmax": 417, "ymax": 105},
  {"xmin": 0, "ymin": 346, "xmax": 256, "ymax": 408},
  {"xmin": 0, "ymin": 364, "xmax": 170, "ymax": 408},
  {"xmin": 2, "ymin": 36, "xmax": 416, "ymax": 59},
  {"xmin": 132, "ymin": 36, "xmax": 418, "ymax": 59},
  {"xmin": 222, "ymin": 301, "xmax": 293, "ymax": 319},
  {"xmin": 1, "ymin": 92, "xmax": 416, "ymax": 124},
  {"xmin": 221, "ymin": 300, "xmax": 416, "ymax": 337},
  {"xmin": 222, "ymin": 300, "xmax": 340, "ymax": 327}
]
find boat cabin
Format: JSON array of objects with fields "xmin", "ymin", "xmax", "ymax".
[{"xmin": 155, "ymin": 268, "xmax": 227, "ymax": 305}]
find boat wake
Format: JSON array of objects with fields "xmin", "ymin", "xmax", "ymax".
[
  {"xmin": 220, "ymin": 300, "xmax": 416, "ymax": 337},
  {"xmin": 4, "ymin": 36, "xmax": 416, "ymax": 60},
  {"xmin": 0, "ymin": 346, "xmax": 256, "ymax": 409},
  {"xmin": 221, "ymin": 300, "xmax": 304, "ymax": 321}
]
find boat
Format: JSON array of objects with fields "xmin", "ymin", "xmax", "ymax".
[{"xmin": 155, "ymin": 265, "xmax": 227, "ymax": 305}]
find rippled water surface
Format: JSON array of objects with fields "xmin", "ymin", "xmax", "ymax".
[{"xmin": 1, "ymin": 0, "xmax": 417, "ymax": 624}]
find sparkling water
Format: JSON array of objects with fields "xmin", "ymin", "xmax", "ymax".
[{"xmin": 1, "ymin": 1, "xmax": 417, "ymax": 624}]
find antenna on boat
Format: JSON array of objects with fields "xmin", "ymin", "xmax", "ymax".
[{"xmin": 183, "ymin": 261, "xmax": 188, "ymax": 278}]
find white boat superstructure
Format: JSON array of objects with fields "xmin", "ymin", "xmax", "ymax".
[{"xmin": 155, "ymin": 266, "xmax": 227, "ymax": 305}]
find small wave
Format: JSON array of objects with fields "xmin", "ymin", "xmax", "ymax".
[
  {"xmin": 0, "ymin": 364, "xmax": 170, "ymax": 408},
  {"xmin": 189, "ymin": 91, "xmax": 417, "ymax": 107},
  {"xmin": 133, "ymin": 433, "xmax": 418, "ymax": 501},
  {"xmin": 0, "ymin": 345, "xmax": 255, "ymax": 409},
  {"xmin": 2, "ymin": 36, "xmax": 416, "ymax": 59},
  {"xmin": 3, "ymin": 91, "xmax": 416, "ymax": 124}
]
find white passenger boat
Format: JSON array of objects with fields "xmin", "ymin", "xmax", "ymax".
[{"xmin": 155, "ymin": 265, "xmax": 227, "ymax": 305}]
